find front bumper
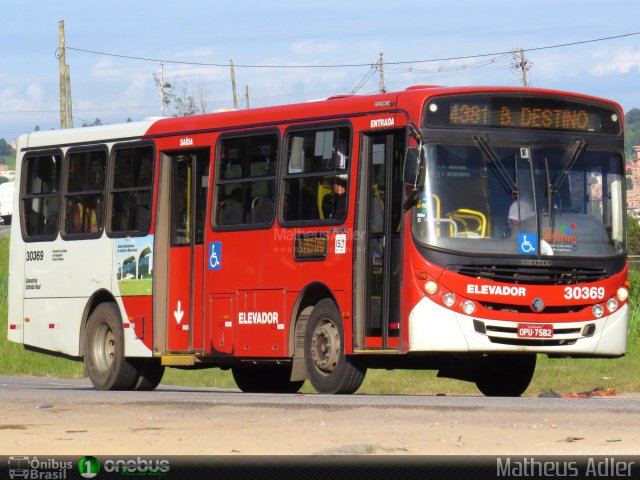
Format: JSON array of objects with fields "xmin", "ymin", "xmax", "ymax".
[{"xmin": 408, "ymin": 296, "xmax": 628, "ymax": 356}]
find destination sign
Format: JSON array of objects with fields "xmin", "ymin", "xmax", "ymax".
[
  {"xmin": 294, "ymin": 233, "xmax": 328, "ymax": 261},
  {"xmin": 425, "ymin": 95, "xmax": 620, "ymax": 134}
]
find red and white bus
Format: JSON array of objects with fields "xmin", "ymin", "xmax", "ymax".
[{"xmin": 7, "ymin": 85, "xmax": 628, "ymax": 396}]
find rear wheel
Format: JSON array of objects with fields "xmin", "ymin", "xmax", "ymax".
[
  {"xmin": 84, "ymin": 302, "xmax": 139, "ymax": 390},
  {"xmin": 474, "ymin": 354, "xmax": 536, "ymax": 397},
  {"xmin": 232, "ymin": 365, "xmax": 304, "ymax": 393},
  {"xmin": 304, "ymin": 299, "xmax": 366, "ymax": 394}
]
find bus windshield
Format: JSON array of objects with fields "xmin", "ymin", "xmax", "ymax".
[{"xmin": 411, "ymin": 139, "xmax": 626, "ymax": 257}]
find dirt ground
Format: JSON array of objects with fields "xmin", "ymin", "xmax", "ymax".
[{"xmin": 1, "ymin": 397, "xmax": 639, "ymax": 455}]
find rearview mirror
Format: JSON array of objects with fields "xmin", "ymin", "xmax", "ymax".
[{"xmin": 403, "ymin": 147, "xmax": 420, "ymax": 186}]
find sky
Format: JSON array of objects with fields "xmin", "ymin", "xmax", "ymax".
[{"xmin": 1, "ymin": 0, "xmax": 639, "ymax": 141}]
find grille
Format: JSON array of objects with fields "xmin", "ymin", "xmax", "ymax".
[
  {"xmin": 452, "ymin": 264, "xmax": 606, "ymax": 285},
  {"xmin": 488, "ymin": 337, "xmax": 578, "ymax": 347},
  {"xmin": 480, "ymin": 302, "xmax": 587, "ymax": 314}
]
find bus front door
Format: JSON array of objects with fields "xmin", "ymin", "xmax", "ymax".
[
  {"xmin": 157, "ymin": 149, "xmax": 210, "ymax": 353},
  {"xmin": 358, "ymin": 130, "xmax": 405, "ymax": 350}
]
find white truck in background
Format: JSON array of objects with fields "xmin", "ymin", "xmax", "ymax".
[{"xmin": 0, "ymin": 181, "xmax": 14, "ymax": 225}]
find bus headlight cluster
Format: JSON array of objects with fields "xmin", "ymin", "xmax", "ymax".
[
  {"xmin": 462, "ymin": 300, "xmax": 476, "ymax": 315},
  {"xmin": 592, "ymin": 304, "xmax": 604, "ymax": 319},
  {"xmin": 442, "ymin": 292, "xmax": 456, "ymax": 307},
  {"xmin": 617, "ymin": 287, "xmax": 629, "ymax": 302},
  {"xmin": 424, "ymin": 281, "xmax": 438, "ymax": 295},
  {"xmin": 606, "ymin": 297, "xmax": 619, "ymax": 313}
]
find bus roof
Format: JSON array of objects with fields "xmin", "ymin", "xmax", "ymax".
[
  {"xmin": 17, "ymin": 86, "xmax": 624, "ymax": 150},
  {"xmin": 17, "ymin": 119, "xmax": 157, "ymax": 151}
]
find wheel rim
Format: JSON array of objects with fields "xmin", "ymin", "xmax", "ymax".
[
  {"xmin": 310, "ymin": 319, "xmax": 341, "ymax": 376},
  {"xmin": 92, "ymin": 323, "xmax": 116, "ymax": 372}
]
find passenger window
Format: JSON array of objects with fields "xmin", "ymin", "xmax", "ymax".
[
  {"xmin": 214, "ymin": 133, "xmax": 278, "ymax": 227},
  {"xmin": 283, "ymin": 126, "xmax": 350, "ymax": 223},
  {"xmin": 109, "ymin": 145, "xmax": 154, "ymax": 236},
  {"xmin": 63, "ymin": 149, "xmax": 107, "ymax": 237},
  {"xmin": 22, "ymin": 153, "xmax": 62, "ymax": 239}
]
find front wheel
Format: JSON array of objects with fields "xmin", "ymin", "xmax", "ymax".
[
  {"xmin": 304, "ymin": 299, "xmax": 366, "ymax": 394},
  {"xmin": 84, "ymin": 303, "xmax": 139, "ymax": 390},
  {"xmin": 474, "ymin": 354, "xmax": 536, "ymax": 397}
]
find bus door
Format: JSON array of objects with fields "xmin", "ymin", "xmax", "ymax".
[
  {"xmin": 158, "ymin": 149, "xmax": 210, "ymax": 353},
  {"xmin": 357, "ymin": 130, "xmax": 405, "ymax": 350}
]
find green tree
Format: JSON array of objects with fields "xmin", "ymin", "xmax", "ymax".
[
  {"xmin": 625, "ymin": 108, "xmax": 640, "ymax": 162},
  {"xmin": 628, "ymin": 216, "xmax": 640, "ymax": 255},
  {"xmin": 153, "ymin": 74, "xmax": 201, "ymax": 117},
  {"xmin": 626, "ymin": 108, "xmax": 640, "ymax": 124},
  {"xmin": 0, "ymin": 139, "xmax": 11, "ymax": 157}
]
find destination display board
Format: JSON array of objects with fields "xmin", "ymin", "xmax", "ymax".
[{"xmin": 424, "ymin": 95, "xmax": 621, "ymax": 134}]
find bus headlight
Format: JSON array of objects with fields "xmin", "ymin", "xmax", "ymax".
[
  {"xmin": 606, "ymin": 297, "xmax": 619, "ymax": 313},
  {"xmin": 592, "ymin": 304, "xmax": 604, "ymax": 318},
  {"xmin": 617, "ymin": 287, "xmax": 629, "ymax": 302},
  {"xmin": 424, "ymin": 281, "xmax": 438, "ymax": 295},
  {"xmin": 442, "ymin": 292, "xmax": 456, "ymax": 308},
  {"xmin": 461, "ymin": 300, "xmax": 476, "ymax": 315}
]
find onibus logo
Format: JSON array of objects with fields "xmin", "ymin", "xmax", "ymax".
[{"xmin": 78, "ymin": 456, "xmax": 101, "ymax": 478}]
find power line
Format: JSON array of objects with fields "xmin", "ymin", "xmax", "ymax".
[{"xmin": 65, "ymin": 31, "xmax": 640, "ymax": 69}]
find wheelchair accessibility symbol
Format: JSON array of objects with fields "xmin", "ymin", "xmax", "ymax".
[
  {"xmin": 208, "ymin": 241, "xmax": 222, "ymax": 270},
  {"xmin": 518, "ymin": 233, "xmax": 537, "ymax": 255}
]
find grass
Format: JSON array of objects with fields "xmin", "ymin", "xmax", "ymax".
[
  {"xmin": 1, "ymin": 233, "xmax": 639, "ymax": 396},
  {"xmin": 118, "ymin": 278, "xmax": 153, "ymax": 296}
]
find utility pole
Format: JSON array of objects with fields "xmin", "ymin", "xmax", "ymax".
[
  {"xmin": 58, "ymin": 20, "xmax": 73, "ymax": 128},
  {"xmin": 230, "ymin": 60, "xmax": 238, "ymax": 109},
  {"xmin": 245, "ymin": 85, "xmax": 250, "ymax": 109},
  {"xmin": 513, "ymin": 48, "xmax": 531, "ymax": 88},
  {"xmin": 377, "ymin": 52, "xmax": 386, "ymax": 94}
]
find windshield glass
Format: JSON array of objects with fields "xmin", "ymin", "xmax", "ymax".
[{"xmin": 412, "ymin": 140, "xmax": 626, "ymax": 257}]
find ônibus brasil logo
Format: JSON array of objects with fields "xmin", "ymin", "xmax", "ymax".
[{"xmin": 78, "ymin": 456, "xmax": 101, "ymax": 478}]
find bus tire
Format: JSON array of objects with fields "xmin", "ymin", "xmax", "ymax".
[
  {"xmin": 304, "ymin": 299, "xmax": 366, "ymax": 394},
  {"xmin": 474, "ymin": 354, "xmax": 536, "ymax": 397},
  {"xmin": 84, "ymin": 302, "xmax": 139, "ymax": 391},
  {"xmin": 231, "ymin": 365, "xmax": 304, "ymax": 393},
  {"xmin": 131, "ymin": 359, "xmax": 165, "ymax": 391}
]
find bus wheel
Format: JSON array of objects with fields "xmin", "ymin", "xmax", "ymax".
[
  {"xmin": 131, "ymin": 359, "xmax": 165, "ymax": 391},
  {"xmin": 231, "ymin": 365, "xmax": 304, "ymax": 393},
  {"xmin": 84, "ymin": 303, "xmax": 139, "ymax": 391},
  {"xmin": 474, "ymin": 354, "xmax": 536, "ymax": 397},
  {"xmin": 304, "ymin": 299, "xmax": 366, "ymax": 394}
]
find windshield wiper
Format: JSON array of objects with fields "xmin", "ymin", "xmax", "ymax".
[
  {"xmin": 550, "ymin": 137, "xmax": 586, "ymax": 193},
  {"xmin": 473, "ymin": 135, "xmax": 518, "ymax": 197}
]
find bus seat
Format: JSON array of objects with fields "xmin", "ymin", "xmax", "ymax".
[
  {"xmin": 250, "ymin": 161, "xmax": 270, "ymax": 177},
  {"xmin": 250, "ymin": 196, "xmax": 274, "ymax": 224},
  {"xmin": 224, "ymin": 162, "xmax": 242, "ymax": 180},
  {"xmin": 218, "ymin": 198, "xmax": 244, "ymax": 225}
]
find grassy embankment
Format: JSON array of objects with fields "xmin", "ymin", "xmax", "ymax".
[{"xmin": 0, "ymin": 234, "xmax": 638, "ymax": 395}]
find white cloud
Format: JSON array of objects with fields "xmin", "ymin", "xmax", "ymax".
[
  {"xmin": 25, "ymin": 84, "xmax": 44, "ymax": 102},
  {"xmin": 590, "ymin": 48, "xmax": 640, "ymax": 76}
]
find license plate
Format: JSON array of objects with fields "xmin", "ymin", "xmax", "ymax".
[{"xmin": 517, "ymin": 324, "xmax": 553, "ymax": 338}]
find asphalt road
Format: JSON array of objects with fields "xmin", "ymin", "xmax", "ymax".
[{"xmin": 1, "ymin": 375, "xmax": 639, "ymax": 455}]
